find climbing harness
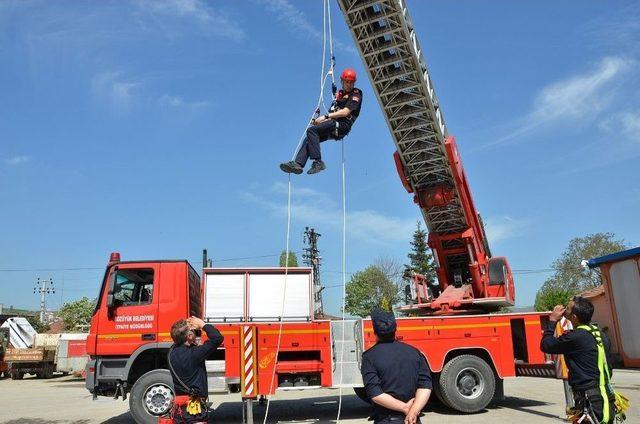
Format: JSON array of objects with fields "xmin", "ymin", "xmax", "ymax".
[
  {"xmin": 264, "ymin": 1, "xmax": 348, "ymax": 423},
  {"xmin": 566, "ymin": 324, "xmax": 629, "ymax": 424}
]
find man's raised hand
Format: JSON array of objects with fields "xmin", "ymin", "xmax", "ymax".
[
  {"xmin": 549, "ymin": 305, "xmax": 566, "ymax": 322},
  {"xmin": 187, "ymin": 316, "xmax": 205, "ymax": 330}
]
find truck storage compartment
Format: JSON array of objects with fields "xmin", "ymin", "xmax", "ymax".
[{"xmin": 204, "ymin": 268, "xmax": 313, "ymax": 322}]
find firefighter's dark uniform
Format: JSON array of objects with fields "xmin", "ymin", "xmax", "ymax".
[
  {"xmin": 541, "ymin": 321, "xmax": 615, "ymax": 423},
  {"xmin": 169, "ymin": 324, "xmax": 224, "ymax": 423},
  {"xmin": 361, "ymin": 309, "xmax": 432, "ymax": 423},
  {"xmin": 295, "ymin": 87, "xmax": 363, "ymax": 167}
]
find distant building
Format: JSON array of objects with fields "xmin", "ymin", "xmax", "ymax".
[
  {"xmin": 0, "ymin": 304, "xmax": 39, "ymax": 327},
  {"xmin": 587, "ymin": 246, "xmax": 640, "ymax": 367}
]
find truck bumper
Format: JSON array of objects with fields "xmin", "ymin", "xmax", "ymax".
[{"xmin": 85, "ymin": 359, "xmax": 96, "ymax": 392}]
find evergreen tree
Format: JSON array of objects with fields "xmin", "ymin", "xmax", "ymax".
[{"xmin": 404, "ymin": 221, "xmax": 436, "ymax": 282}]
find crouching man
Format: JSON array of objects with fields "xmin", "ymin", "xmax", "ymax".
[
  {"xmin": 167, "ymin": 316, "xmax": 224, "ymax": 423},
  {"xmin": 361, "ymin": 308, "xmax": 432, "ymax": 424}
]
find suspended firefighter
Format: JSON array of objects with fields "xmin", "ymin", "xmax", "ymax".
[
  {"xmin": 541, "ymin": 296, "xmax": 629, "ymax": 423},
  {"xmin": 280, "ymin": 68, "xmax": 363, "ymax": 175}
]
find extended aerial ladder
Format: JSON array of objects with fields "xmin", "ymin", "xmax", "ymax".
[{"xmin": 338, "ymin": 0, "xmax": 515, "ymax": 313}]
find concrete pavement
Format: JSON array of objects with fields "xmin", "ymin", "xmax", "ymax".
[{"xmin": 0, "ymin": 370, "xmax": 638, "ymax": 423}]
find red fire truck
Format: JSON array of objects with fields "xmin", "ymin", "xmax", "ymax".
[
  {"xmin": 86, "ymin": 256, "xmax": 553, "ymax": 423},
  {"xmin": 86, "ymin": 1, "xmax": 557, "ymax": 423}
]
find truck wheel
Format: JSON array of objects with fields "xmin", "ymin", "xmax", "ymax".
[
  {"xmin": 353, "ymin": 387, "xmax": 371, "ymax": 404},
  {"xmin": 439, "ymin": 355, "xmax": 495, "ymax": 413},
  {"xmin": 129, "ymin": 369, "xmax": 174, "ymax": 424},
  {"xmin": 43, "ymin": 363, "xmax": 54, "ymax": 379},
  {"xmin": 430, "ymin": 373, "xmax": 448, "ymax": 407},
  {"xmin": 11, "ymin": 370, "xmax": 24, "ymax": 380}
]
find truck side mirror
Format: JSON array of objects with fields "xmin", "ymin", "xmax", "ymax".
[{"xmin": 106, "ymin": 267, "xmax": 118, "ymax": 309}]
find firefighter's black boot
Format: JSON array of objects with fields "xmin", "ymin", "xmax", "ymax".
[
  {"xmin": 307, "ymin": 160, "xmax": 326, "ymax": 175},
  {"xmin": 280, "ymin": 161, "xmax": 303, "ymax": 174}
]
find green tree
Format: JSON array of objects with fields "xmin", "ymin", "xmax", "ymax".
[
  {"xmin": 25, "ymin": 315, "xmax": 50, "ymax": 333},
  {"xmin": 279, "ymin": 250, "xmax": 299, "ymax": 267},
  {"xmin": 404, "ymin": 221, "xmax": 436, "ymax": 281},
  {"xmin": 533, "ymin": 232, "xmax": 626, "ymax": 311},
  {"xmin": 534, "ymin": 285, "xmax": 574, "ymax": 312},
  {"xmin": 58, "ymin": 297, "xmax": 96, "ymax": 331},
  {"xmin": 345, "ymin": 264, "xmax": 400, "ymax": 317}
]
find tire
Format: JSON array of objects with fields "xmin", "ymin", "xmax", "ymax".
[
  {"xmin": 353, "ymin": 387, "xmax": 371, "ymax": 404},
  {"xmin": 439, "ymin": 354, "xmax": 495, "ymax": 413},
  {"xmin": 10, "ymin": 370, "xmax": 24, "ymax": 380},
  {"xmin": 129, "ymin": 369, "xmax": 175, "ymax": 424},
  {"xmin": 430, "ymin": 373, "xmax": 448, "ymax": 407},
  {"xmin": 43, "ymin": 363, "xmax": 54, "ymax": 379}
]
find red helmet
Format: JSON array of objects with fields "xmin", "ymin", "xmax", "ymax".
[{"xmin": 341, "ymin": 68, "xmax": 357, "ymax": 82}]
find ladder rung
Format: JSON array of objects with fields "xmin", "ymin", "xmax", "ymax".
[
  {"xmin": 357, "ymin": 25, "xmax": 405, "ymax": 45},
  {"xmin": 349, "ymin": 11, "xmax": 386, "ymax": 31},
  {"xmin": 345, "ymin": 0, "xmax": 387, "ymax": 14},
  {"xmin": 363, "ymin": 39, "xmax": 409, "ymax": 58}
]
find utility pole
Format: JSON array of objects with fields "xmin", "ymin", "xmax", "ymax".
[
  {"xmin": 303, "ymin": 227, "xmax": 323, "ymax": 316},
  {"xmin": 203, "ymin": 249, "xmax": 213, "ymax": 268},
  {"xmin": 34, "ymin": 277, "xmax": 55, "ymax": 323}
]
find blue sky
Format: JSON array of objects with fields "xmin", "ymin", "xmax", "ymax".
[{"xmin": 1, "ymin": 0, "xmax": 639, "ymax": 315}]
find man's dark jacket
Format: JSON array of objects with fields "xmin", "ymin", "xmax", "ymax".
[
  {"xmin": 361, "ymin": 340, "xmax": 432, "ymax": 420},
  {"xmin": 540, "ymin": 321, "xmax": 613, "ymax": 391},
  {"xmin": 169, "ymin": 324, "xmax": 224, "ymax": 396}
]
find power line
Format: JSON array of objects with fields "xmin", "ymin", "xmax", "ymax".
[
  {"xmin": 0, "ymin": 256, "xmax": 566, "ymax": 275},
  {"xmin": 0, "ymin": 267, "xmax": 101, "ymax": 272},
  {"xmin": 0, "ymin": 251, "xmax": 306, "ymax": 273}
]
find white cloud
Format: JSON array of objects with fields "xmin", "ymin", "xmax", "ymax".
[
  {"xmin": 91, "ymin": 71, "xmax": 140, "ymax": 110},
  {"xmin": 582, "ymin": 3, "xmax": 640, "ymax": 53},
  {"xmin": 483, "ymin": 216, "xmax": 528, "ymax": 244},
  {"xmin": 257, "ymin": 0, "xmax": 356, "ymax": 54},
  {"xmin": 159, "ymin": 94, "xmax": 209, "ymax": 109},
  {"xmin": 244, "ymin": 183, "xmax": 414, "ymax": 245},
  {"xmin": 137, "ymin": 0, "xmax": 245, "ymax": 40},
  {"xmin": 599, "ymin": 110, "xmax": 640, "ymax": 144},
  {"xmin": 5, "ymin": 156, "xmax": 30, "ymax": 166},
  {"xmin": 247, "ymin": 183, "xmax": 527, "ymax": 247},
  {"xmin": 488, "ymin": 56, "xmax": 634, "ymax": 147}
]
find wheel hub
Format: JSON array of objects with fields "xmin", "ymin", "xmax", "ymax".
[
  {"xmin": 144, "ymin": 384, "xmax": 173, "ymax": 416},
  {"xmin": 455, "ymin": 367, "xmax": 484, "ymax": 399}
]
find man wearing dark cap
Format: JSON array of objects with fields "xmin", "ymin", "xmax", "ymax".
[{"xmin": 361, "ymin": 308, "xmax": 432, "ymax": 424}]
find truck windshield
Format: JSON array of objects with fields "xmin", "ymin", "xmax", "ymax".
[{"xmin": 113, "ymin": 268, "xmax": 154, "ymax": 307}]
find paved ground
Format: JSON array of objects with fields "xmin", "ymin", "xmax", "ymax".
[{"xmin": 0, "ymin": 370, "xmax": 638, "ymax": 423}]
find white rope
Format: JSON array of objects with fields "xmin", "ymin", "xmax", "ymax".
[
  {"xmin": 322, "ymin": 1, "xmax": 348, "ymax": 422},
  {"xmin": 336, "ymin": 137, "xmax": 347, "ymax": 424},
  {"xmin": 262, "ymin": 2, "xmax": 335, "ymax": 423}
]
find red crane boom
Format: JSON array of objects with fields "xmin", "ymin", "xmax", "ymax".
[{"xmin": 338, "ymin": 0, "xmax": 515, "ymax": 313}]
